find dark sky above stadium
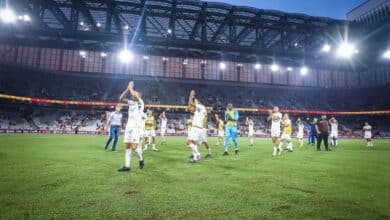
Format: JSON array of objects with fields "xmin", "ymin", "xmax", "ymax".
[{"xmin": 204, "ymin": 0, "xmax": 366, "ymax": 19}]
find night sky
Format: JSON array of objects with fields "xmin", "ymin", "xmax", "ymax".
[{"xmin": 204, "ymin": 0, "xmax": 366, "ymax": 19}]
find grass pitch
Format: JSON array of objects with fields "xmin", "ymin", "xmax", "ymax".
[{"xmin": 0, "ymin": 134, "xmax": 389, "ymax": 219}]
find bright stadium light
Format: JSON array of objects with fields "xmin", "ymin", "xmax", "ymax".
[
  {"xmin": 0, "ymin": 8, "xmax": 17, "ymax": 23},
  {"xmin": 167, "ymin": 28, "xmax": 172, "ymax": 34},
  {"xmin": 383, "ymin": 50, "xmax": 390, "ymax": 59},
  {"xmin": 270, "ymin": 64, "xmax": 279, "ymax": 72},
  {"xmin": 336, "ymin": 42, "xmax": 357, "ymax": 59},
  {"xmin": 219, "ymin": 62, "xmax": 226, "ymax": 70},
  {"xmin": 183, "ymin": 59, "xmax": 188, "ymax": 65},
  {"xmin": 96, "ymin": 22, "xmax": 101, "ymax": 27},
  {"xmin": 321, "ymin": 44, "xmax": 331, "ymax": 53},
  {"xmin": 79, "ymin": 51, "xmax": 86, "ymax": 58},
  {"xmin": 237, "ymin": 63, "xmax": 243, "ymax": 67},
  {"xmin": 100, "ymin": 52, "xmax": 107, "ymax": 58},
  {"xmin": 79, "ymin": 21, "xmax": 84, "ymax": 26},
  {"xmin": 287, "ymin": 67, "xmax": 293, "ymax": 72},
  {"xmin": 143, "ymin": 56, "xmax": 149, "ymax": 60},
  {"xmin": 254, "ymin": 63, "xmax": 261, "ymax": 70},
  {"xmin": 118, "ymin": 49, "xmax": 134, "ymax": 63},
  {"xmin": 300, "ymin": 66, "xmax": 308, "ymax": 75}
]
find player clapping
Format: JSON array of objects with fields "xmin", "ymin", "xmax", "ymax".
[
  {"xmin": 329, "ymin": 117, "xmax": 338, "ymax": 147},
  {"xmin": 296, "ymin": 118, "xmax": 304, "ymax": 147},
  {"xmin": 246, "ymin": 117, "xmax": 255, "ymax": 146},
  {"xmin": 268, "ymin": 106, "xmax": 282, "ymax": 156},
  {"xmin": 363, "ymin": 122, "xmax": 373, "ymax": 148}
]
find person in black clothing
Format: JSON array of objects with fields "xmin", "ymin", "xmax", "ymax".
[{"xmin": 315, "ymin": 115, "xmax": 331, "ymax": 151}]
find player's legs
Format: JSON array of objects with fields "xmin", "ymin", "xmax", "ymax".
[
  {"xmin": 316, "ymin": 134, "xmax": 322, "ymax": 150},
  {"xmin": 119, "ymin": 128, "xmax": 143, "ymax": 172},
  {"xmin": 223, "ymin": 127, "xmax": 232, "ymax": 154},
  {"xmin": 272, "ymin": 136, "xmax": 279, "ymax": 156},
  {"xmin": 160, "ymin": 128, "xmax": 166, "ymax": 144},
  {"xmin": 231, "ymin": 127, "xmax": 238, "ymax": 150},
  {"xmin": 151, "ymin": 133, "xmax": 157, "ymax": 151},
  {"xmin": 143, "ymin": 135, "xmax": 149, "ymax": 150}
]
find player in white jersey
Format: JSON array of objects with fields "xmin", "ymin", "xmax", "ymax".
[
  {"xmin": 246, "ymin": 117, "xmax": 255, "ymax": 146},
  {"xmin": 267, "ymin": 106, "xmax": 283, "ymax": 156},
  {"xmin": 363, "ymin": 122, "xmax": 373, "ymax": 148},
  {"xmin": 296, "ymin": 118, "xmax": 305, "ymax": 147},
  {"xmin": 187, "ymin": 90, "xmax": 206, "ymax": 163},
  {"xmin": 159, "ymin": 111, "xmax": 168, "ymax": 145},
  {"xmin": 329, "ymin": 117, "xmax": 338, "ymax": 147},
  {"xmin": 117, "ymin": 81, "xmax": 144, "ymax": 172}
]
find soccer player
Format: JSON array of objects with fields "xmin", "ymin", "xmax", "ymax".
[
  {"xmin": 246, "ymin": 117, "xmax": 255, "ymax": 146},
  {"xmin": 223, "ymin": 103, "xmax": 239, "ymax": 156},
  {"xmin": 280, "ymin": 114, "xmax": 293, "ymax": 152},
  {"xmin": 187, "ymin": 90, "xmax": 207, "ymax": 163},
  {"xmin": 214, "ymin": 114, "xmax": 224, "ymax": 146},
  {"xmin": 329, "ymin": 117, "xmax": 338, "ymax": 147},
  {"xmin": 363, "ymin": 122, "xmax": 373, "ymax": 148},
  {"xmin": 200, "ymin": 110, "xmax": 212, "ymax": 158},
  {"xmin": 159, "ymin": 111, "xmax": 168, "ymax": 145},
  {"xmin": 118, "ymin": 81, "xmax": 144, "ymax": 172},
  {"xmin": 144, "ymin": 109, "xmax": 158, "ymax": 151},
  {"xmin": 267, "ymin": 106, "xmax": 282, "ymax": 156},
  {"xmin": 296, "ymin": 117, "xmax": 304, "ymax": 147},
  {"xmin": 138, "ymin": 108, "xmax": 147, "ymax": 151},
  {"xmin": 104, "ymin": 104, "xmax": 123, "ymax": 152}
]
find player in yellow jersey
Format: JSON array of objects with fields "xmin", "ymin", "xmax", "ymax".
[
  {"xmin": 280, "ymin": 113, "xmax": 293, "ymax": 152},
  {"xmin": 214, "ymin": 114, "xmax": 224, "ymax": 146},
  {"xmin": 143, "ymin": 109, "xmax": 158, "ymax": 151}
]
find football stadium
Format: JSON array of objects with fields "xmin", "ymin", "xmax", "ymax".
[{"xmin": 0, "ymin": 0, "xmax": 390, "ymax": 219}]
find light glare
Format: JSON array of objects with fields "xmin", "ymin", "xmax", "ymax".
[
  {"xmin": 219, "ymin": 62, "xmax": 226, "ymax": 70},
  {"xmin": 383, "ymin": 50, "xmax": 390, "ymax": 59},
  {"xmin": 254, "ymin": 63, "xmax": 261, "ymax": 70},
  {"xmin": 300, "ymin": 66, "xmax": 308, "ymax": 75},
  {"xmin": 118, "ymin": 49, "xmax": 134, "ymax": 63},
  {"xmin": 270, "ymin": 64, "xmax": 279, "ymax": 72},
  {"xmin": 336, "ymin": 42, "xmax": 356, "ymax": 59},
  {"xmin": 0, "ymin": 8, "xmax": 16, "ymax": 23},
  {"xmin": 321, "ymin": 44, "xmax": 331, "ymax": 53}
]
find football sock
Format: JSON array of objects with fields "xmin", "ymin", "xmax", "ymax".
[
  {"xmin": 273, "ymin": 147, "xmax": 277, "ymax": 155},
  {"xmin": 152, "ymin": 144, "xmax": 156, "ymax": 150},
  {"xmin": 135, "ymin": 147, "xmax": 143, "ymax": 161},
  {"xmin": 125, "ymin": 149, "xmax": 132, "ymax": 168}
]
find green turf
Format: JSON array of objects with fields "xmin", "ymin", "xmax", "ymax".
[{"xmin": 0, "ymin": 134, "xmax": 389, "ymax": 219}]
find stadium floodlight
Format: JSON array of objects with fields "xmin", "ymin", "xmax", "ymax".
[
  {"xmin": 79, "ymin": 51, "xmax": 86, "ymax": 58},
  {"xmin": 201, "ymin": 60, "xmax": 207, "ymax": 64},
  {"xmin": 167, "ymin": 28, "xmax": 172, "ymax": 34},
  {"xmin": 22, "ymin": 15, "xmax": 31, "ymax": 22},
  {"xmin": 100, "ymin": 52, "xmax": 107, "ymax": 58},
  {"xmin": 300, "ymin": 66, "xmax": 308, "ymax": 75},
  {"xmin": 321, "ymin": 44, "xmax": 331, "ymax": 53},
  {"xmin": 219, "ymin": 62, "xmax": 226, "ymax": 70},
  {"xmin": 254, "ymin": 63, "xmax": 261, "ymax": 70},
  {"xmin": 124, "ymin": 25, "xmax": 129, "ymax": 30},
  {"xmin": 79, "ymin": 21, "xmax": 84, "ymax": 26},
  {"xmin": 118, "ymin": 49, "xmax": 134, "ymax": 63},
  {"xmin": 143, "ymin": 56, "xmax": 149, "ymax": 60},
  {"xmin": 270, "ymin": 64, "xmax": 279, "ymax": 72},
  {"xmin": 162, "ymin": 57, "xmax": 168, "ymax": 62},
  {"xmin": 383, "ymin": 50, "xmax": 390, "ymax": 59},
  {"xmin": 287, "ymin": 67, "xmax": 293, "ymax": 72},
  {"xmin": 183, "ymin": 59, "xmax": 188, "ymax": 65},
  {"xmin": 237, "ymin": 63, "xmax": 243, "ymax": 67},
  {"xmin": 0, "ymin": 8, "xmax": 16, "ymax": 23},
  {"xmin": 96, "ymin": 22, "xmax": 101, "ymax": 27},
  {"xmin": 336, "ymin": 42, "xmax": 357, "ymax": 59}
]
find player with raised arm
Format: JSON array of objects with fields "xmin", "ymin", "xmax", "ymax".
[
  {"xmin": 159, "ymin": 111, "xmax": 168, "ymax": 145},
  {"xmin": 223, "ymin": 103, "xmax": 239, "ymax": 156},
  {"xmin": 296, "ymin": 117, "xmax": 304, "ymax": 147},
  {"xmin": 363, "ymin": 122, "xmax": 373, "ymax": 148},
  {"xmin": 104, "ymin": 104, "xmax": 123, "ymax": 152},
  {"xmin": 268, "ymin": 106, "xmax": 283, "ymax": 156},
  {"xmin": 118, "ymin": 81, "xmax": 144, "ymax": 172},
  {"xmin": 144, "ymin": 109, "xmax": 158, "ymax": 151},
  {"xmin": 329, "ymin": 117, "xmax": 338, "ymax": 147},
  {"xmin": 187, "ymin": 90, "xmax": 207, "ymax": 163},
  {"xmin": 200, "ymin": 109, "xmax": 212, "ymax": 158},
  {"xmin": 214, "ymin": 114, "xmax": 224, "ymax": 147},
  {"xmin": 246, "ymin": 117, "xmax": 255, "ymax": 146},
  {"xmin": 280, "ymin": 113, "xmax": 293, "ymax": 152}
]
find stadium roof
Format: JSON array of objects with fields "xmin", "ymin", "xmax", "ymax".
[{"xmin": 0, "ymin": 0, "xmax": 384, "ymax": 68}]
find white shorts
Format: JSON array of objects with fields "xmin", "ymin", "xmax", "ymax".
[
  {"xmin": 188, "ymin": 127, "xmax": 203, "ymax": 143},
  {"xmin": 248, "ymin": 130, "xmax": 254, "ymax": 137},
  {"xmin": 124, "ymin": 126, "xmax": 140, "ymax": 144},
  {"xmin": 199, "ymin": 128, "xmax": 208, "ymax": 143},
  {"xmin": 218, "ymin": 130, "xmax": 224, "ymax": 137},
  {"xmin": 281, "ymin": 133, "xmax": 291, "ymax": 141},
  {"xmin": 144, "ymin": 130, "xmax": 156, "ymax": 137},
  {"xmin": 297, "ymin": 132, "xmax": 304, "ymax": 139},
  {"xmin": 271, "ymin": 128, "xmax": 281, "ymax": 138},
  {"xmin": 160, "ymin": 127, "xmax": 166, "ymax": 135},
  {"xmin": 364, "ymin": 132, "xmax": 372, "ymax": 139},
  {"xmin": 330, "ymin": 131, "xmax": 338, "ymax": 138}
]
